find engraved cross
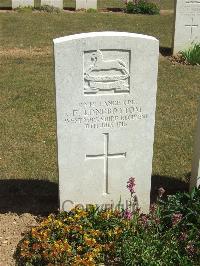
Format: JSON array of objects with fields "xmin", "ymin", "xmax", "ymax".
[
  {"xmin": 85, "ymin": 133, "xmax": 126, "ymax": 194},
  {"xmin": 185, "ymin": 17, "xmax": 198, "ymax": 39}
]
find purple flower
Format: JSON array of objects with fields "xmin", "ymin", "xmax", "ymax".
[
  {"xmin": 127, "ymin": 177, "xmax": 136, "ymax": 194},
  {"xmin": 124, "ymin": 209, "xmax": 132, "ymax": 220}
]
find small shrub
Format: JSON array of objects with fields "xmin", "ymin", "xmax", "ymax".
[
  {"xmin": 86, "ymin": 8, "xmax": 97, "ymax": 13},
  {"xmin": 181, "ymin": 43, "xmax": 200, "ymax": 65},
  {"xmin": 121, "ymin": 187, "xmax": 200, "ymax": 265},
  {"xmin": 125, "ymin": 1, "xmax": 160, "ymax": 15},
  {"xmin": 37, "ymin": 5, "xmax": 61, "ymax": 13}
]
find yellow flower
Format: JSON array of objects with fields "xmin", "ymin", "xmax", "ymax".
[
  {"xmin": 83, "ymin": 235, "xmax": 96, "ymax": 247},
  {"xmin": 108, "ymin": 230, "xmax": 113, "ymax": 237},
  {"xmin": 114, "ymin": 227, "xmax": 122, "ymax": 235},
  {"xmin": 23, "ymin": 240, "xmax": 29, "ymax": 247},
  {"xmin": 101, "ymin": 209, "xmax": 113, "ymax": 219},
  {"xmin": 68, "ymin": 217, "xmax": 74, "ymax": 222},
  {"xmin": 77, "ymin": 246, "xmax": 83, "ymax": 252},
  {"xmin": 88, "ymin": 229, "xmax": 101, "ymax": 237},
  {"xmin": 91, "ymin": 246, "xmax": 101, "ymax": 256}
]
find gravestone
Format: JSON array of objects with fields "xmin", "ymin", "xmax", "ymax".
[
  {"xmin": 173, "ymin": 0, "xmax": 200, "ymax": 54},
  {"xmin": 54, "ymin": 32, "xmax": 159, "ymax": 213},
  {"xmin": 76, "ymin": 0, "xmax": 97, "ymax": 10},
  {"xmin": 12, "ymin": 0, "xmax": 34, "ymax": 8},
  {"xmin": 41, "ymin": 0, "xmax": 63, "ymax": 8},
  {"xmin": 190, "ymin": 105, "xmax": 200, "ymax": 190}
]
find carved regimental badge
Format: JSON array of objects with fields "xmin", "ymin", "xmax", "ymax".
[{"xmin": 84, "ymin": 50, "xmax": 130, "ymax": 95}]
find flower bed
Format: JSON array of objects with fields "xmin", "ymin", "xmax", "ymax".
[{"xmin": 16, "ymin": 179, "xmax": 200, "ymax": 265}]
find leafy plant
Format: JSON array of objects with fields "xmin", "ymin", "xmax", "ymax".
[
  {"xmin": 181, "ymin": 43, "xmax": 200, "ymax": 65},
  {"xmin": 15, "ymin": 180, "xmax": 200, "ymax": 265},
  {"xmin": 120, "ymin": 188, "xmax": 200, "ymax": 265},
  {"xmin": 125, "ymin": 0, "xmax": 160, "ymax": 15},
  {"xmin": 36, "ymin": 5, "xmax": 61, "ymax": 13}
]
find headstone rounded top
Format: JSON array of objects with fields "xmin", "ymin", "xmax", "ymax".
[
  {"xmin": 53, "ymin": 32, "xmax": 158, "ymax": 44},
  {"xmin": 54, "ymin": 30, "xmax": 159, "ymax": 213}
]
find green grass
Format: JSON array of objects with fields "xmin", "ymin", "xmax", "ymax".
[
  {"xmin": 160, "ymin": 0, "xmax": 174, "ymax": 10},
  {"xmin": 0, "ymin": 11, "xmax": 199, "ymax": 183},
  {"xmin": 0, "ymin": 12, "xmax": 173, "ymax": 48},
  {"xmin": 0, "ymin": 0, "xmax": 174, "ymax": 10},
  {"xmin": 0, "ymin": 0, "xmax": 11, "ymax": 8}
]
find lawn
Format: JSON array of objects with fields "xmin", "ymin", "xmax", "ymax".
[
  {"xmin": 0, "ymin": 10, "xmax": 199, "ymax": 185},
  {"xmin": 0, "ymin": 0, "xmax": 175, "ymax": 10}
]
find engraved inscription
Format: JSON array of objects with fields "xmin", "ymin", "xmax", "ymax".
[
  {"xmin": 85, "ymin": 133, "xmax": 126, "ymax": 194},
  {"xmin": 185, "ymin": 0, "xmax": 200, "ymax": 4},
  {"xmin": 84, "ymin": 50, "xmax": 130, "ymax": 95},
  {"xmin": 64, "ymin": 98, "xmax": 148, "ymax": 129},
  {"xmin": 185, "ymin": 17, "xmax": 198, "ymax": 39}
]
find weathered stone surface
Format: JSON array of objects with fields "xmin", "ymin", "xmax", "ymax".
[
  {"xmin": 41, "ymin": 0, "xmax": 63, "ymax": 9},
  {"xmin": 190, "ymin": 105, "xmax": 200, "ymax": 190},
  {"xmin": 12, "ymin": 0, "xmax": 34, "ymax": 8},
  {"xmin": 173, "ymin": 0, "xmax": 200, "ymax": 54},
  {"xmin": 76, "ymin": 0, "xmax": 97, "ymax": 10},
  {"xmin": 54, "ymin": 32, "xmax": 159, "ymax": 213}
]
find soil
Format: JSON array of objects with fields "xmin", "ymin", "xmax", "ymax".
[
  {"xmin": 0, "ymin": 179, "xmax": 59, "ymax": 265},
  {"xmin": 0, "ymin": 213, "xmax": 38, "ymax": 266}
]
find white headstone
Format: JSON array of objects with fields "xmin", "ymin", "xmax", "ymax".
[
  {"xmin": 173, "ymin": 0, "xmax": 200, "ymax": 54},
  {"xmin": 190, "ymin": 105, "xmax": 200, "ymax": 190},
  {"xmin": 54, "ymin": 32, "xmax": 159, "ymax": 213},
  {"xmin": 41, "ymin": 0, "xmax": 63, "ymax": 9},
  {"xmin": 12, "ymin": 0, "xmax": 34, "ymax": 8},
  {"xmin": 76, "ymin": 0, "xmax": 97, "ymax": 10}
]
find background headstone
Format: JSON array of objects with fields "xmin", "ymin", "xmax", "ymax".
[
  {"xmin": 76, "ymin": 0, "xmax": 97, "ymax": 10},
  {"xmin": 41, "ymin": 0, "xmax": 63, "ymax": 8},
  {"xmin": 190, "ymin": 104, "xmax": 200, "ymax": 190},
  {"xmin": 54, "ymin": 32, "xmax": 159, "ymax": 213},
  {"xmin": 173, "ymin": 0, "xmax": 200, "ymax": 54},
  {"xmin": 12, "ymin": 0, "xmax": 34, "ymax": 8}
]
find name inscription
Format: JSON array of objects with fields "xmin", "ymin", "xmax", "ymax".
[{"xmin": 64, "ymin": 97, "xmax": 148, "ymax": 129}]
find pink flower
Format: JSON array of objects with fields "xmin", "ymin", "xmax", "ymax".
[
  {"xmin": 158, "ymin": 187, "xmax": 165, "ymax": 198},
  {"xmin": 139, "ymin": 214, "xmax": 149, "ymax": 226},
  {"xmin": 150, "ymin": 203, "xmax": 157, "ymax": 213},
  {"xmin": 172, "ymin": 213, "xmax": 183, "ymax": 226},
  {"xmin": 179, "ymin": 232, "xmax": 188, "ymax": 241},
  {"xmin": 124, "ymin": 209, "xmax": 132, "ymax": 220},
  {"xmin": 154, "ymin": 217, "xmax": 160, "ymax": 225},
  {"xmin": 127, "ymin": 177, "xmax": 136, "ymax": 194},
  {"xmin": 185, "ymin": 241, "xmax": 196, "ymax": 257}
]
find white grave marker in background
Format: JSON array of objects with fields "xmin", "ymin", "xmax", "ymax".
[
  {"xmin": 173, "ymin": 0, "xmax": 200, "ymax": 54},
  {"xmin": 12, "ymin": 0, "xmax": 34, "ymax": 8},
  {"xmin": 190, "ymin": 105, "xmax": 200, "ymax": 190},
  {"xmin": 41, "ymin": 0, "xmax": 63, "ymax": 8},
  {"xmin": 76, "ymin": 0, "xmax": 97, "ymax": 10},
  {"xmin": 54, "ymin": 32, "xmax": 159, "ymax": 213}
]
